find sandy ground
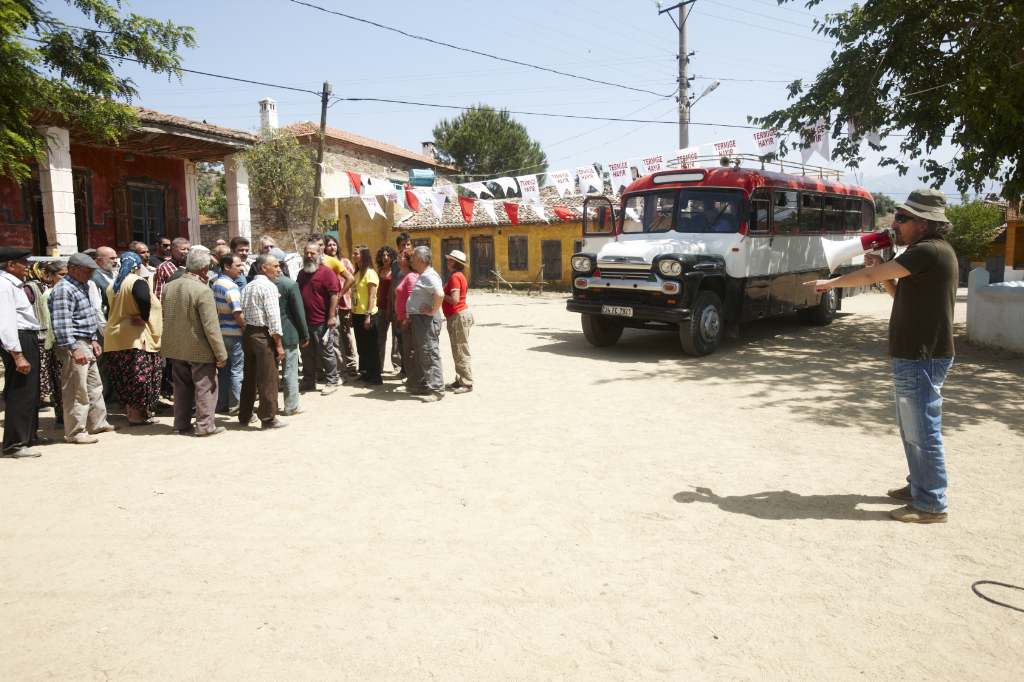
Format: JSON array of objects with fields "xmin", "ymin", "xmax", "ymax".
[{"xmin": 1, "ymin": 290, "xmax": 1022, "ymax": 680}]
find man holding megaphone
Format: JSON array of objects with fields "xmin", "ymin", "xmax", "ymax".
[{"xmin": 804, "ymin": 189, "xmax": 958, "ymax": 524}]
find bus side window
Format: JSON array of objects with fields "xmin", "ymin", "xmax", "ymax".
[
  {"xmin": 800, "ymin": 193, "xmax": 823, "ymax": 234},
  {"xmin": 773, "ymin": 190, "xmax": 799, "ymax": 234},
  {"xmin": 844, "ymin": 198, "xmax": 862, "ymax": 232},
  {"xmin": 748, "ymin": 189, "xmax": 770, "ymax": 234},
  {"xmin": 861, "ymin": 200, "xmax": 876, "ymax": 231},
  {"xmin": 822, "ymin": 195, "xmax": 844, "ymax": 232}
]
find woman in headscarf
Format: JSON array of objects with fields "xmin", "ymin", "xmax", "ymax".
[{"xmin": 103, "ymin": 251, "xmax": 163, "ymax": 425}]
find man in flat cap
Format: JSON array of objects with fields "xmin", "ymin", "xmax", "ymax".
[
  {"xmin": 0, "ymin": 247, "xmax": 46, "ymax": 457},
  {"xmin": 49, "ymin": 252, "xmax": 116, "ymax": 444},
  {"xmin": 807, "ymin": 188, "xmax": 958, "ymax": 524}
]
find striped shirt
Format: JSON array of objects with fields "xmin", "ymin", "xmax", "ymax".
[
  {"xmin": 240, "ymin": 274, "xmax": 282, "ymax": 337},
  {"xmin": 48, "ymin": 275, "xmax": 99, "ymax": 349},
  {"xmin": 212, "ymin": 274, "xmax": 243, "ymax": 337}
]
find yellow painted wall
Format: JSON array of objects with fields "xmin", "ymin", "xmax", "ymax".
[{"xmin": 323, "ymin": 197, "xmax": 394, "ymax": 257}]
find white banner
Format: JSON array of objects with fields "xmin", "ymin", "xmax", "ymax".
[
  {"xmin": 365, "ymin": 176, "xmax": 393, "ymax": 196},
  {"xmin": 548, "ymin": 169, "xmax": 575, "ymax": 198},
  {"xmin": 847, "ymin": 120, "xmax": 882, "ymax": 147},
  {"xmin": 639, "ymin": 153, "xmax": 664, "ymax": 176},
  {"xmin": 460, "ymin": 181, "xmax": 493, "ymax": 198},
  {"xmin": 413, "ymin": 188, "xmax": 431, "ymax": 210},
  {"xmin": 751, "ymin": 129, "xmax": 779, "ymax": 156},
  {"xmin": 607, "ymin": 160, "xmax": 631, "ymax": 194},
  {"xmin": 383, "ymin": 189, "xmax": 402, "ymax": 208},
  {"xmin": 428, "ymin": 189, "xmax": 447, "ymax": 219},
  {"xmin": 480, "ymin": 200, "xmax": 498, "ymax": 224},
  {"xmin": 321, "ymin": 169, "xmax": 350, "ymax": 198},
  {"xmin": 361, "ymin": 195, "xmax": 384, "ymax": 219},
  {"xmin": 713, "ymin": 139, "xmax": 738, "ymax": 158},
  {"xmin": 801, "ymin": 118, "xmax": 830, "ymax": 163},
  {"xmin": 516, "ymin": 174, "xmax": 541, "ymax": 203},
  {"xmin": 437, "ymin": 184, "xmax": 457, "ymax": 200},
  {"xmin": 526, "ymin": 199, "xmax": 547, "ymax": 222},
  {"xmin": 576, "ymin": 165, "xmax": 603, "ymax": 194},
  {"xmin": 665, "ymin": 146, "xmax": 700, "ymax": 169},
  {"xmin": 492, "ymin": 177, "xmax": 518, "ymax": 196}
]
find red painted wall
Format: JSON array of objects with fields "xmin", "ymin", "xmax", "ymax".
[{"xmin": 0, "ymin": 175, "xmax": 32, "ymax": 249}]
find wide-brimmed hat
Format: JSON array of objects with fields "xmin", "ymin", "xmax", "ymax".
[
  {"xmin": 446, "ymin": 249, "xmax": 467, "ymax": 265},
  {"xmin": 896, "ymin": 188, "xmax": 949, "ymax": 223},
  {"xmin": 0, "ymin": 246, "xmax": 31, "ymax": 264}
]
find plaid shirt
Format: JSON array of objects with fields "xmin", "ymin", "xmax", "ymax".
[
  {"xmin": 48, "ymin": 275, "xmax": 99, "ymax": 349},
  {"xmin": 240, "ymin": 274, "xmax": 282, "ymax": 337},
  {"xmin": 153, "ymin": 259, "xmax": 181, "ymax": 299}
]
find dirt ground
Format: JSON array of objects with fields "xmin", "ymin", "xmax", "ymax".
[{"xmin": 1, "ymin": 290, "xmax": 1022, "ymax": 680}]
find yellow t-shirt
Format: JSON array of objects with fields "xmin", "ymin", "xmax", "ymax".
[
  {"xmin": 323, "ymin": 255, "xmax": 344, "ymax": 275},
  {"xmin": 352, "ymin": 268, "xmax": 379, "ymax": 315}
]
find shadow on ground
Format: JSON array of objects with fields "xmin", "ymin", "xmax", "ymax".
[{"xmin": 672, "ymin": 486, "xmax": 896, "ymax": 521}]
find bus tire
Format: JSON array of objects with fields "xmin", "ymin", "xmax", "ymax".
[
  {"xmin": 799, "ymin": 288, "xmax": 838, "ymax": 325},
  {"xmin": 581, "ymin": 314, "xmax": 623, "ymax": 347},
  {"xmin": 680, "ymin": 290, "xmax": 723, "ymax": 356}
]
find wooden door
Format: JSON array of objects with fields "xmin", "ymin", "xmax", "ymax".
[
  {"xmin": 469, "ymin": 236, "xmax": 494, "ymax": 287},
  {"xmin": 441, "ymin": 237, "xmax": 464, "ymax": 280},
  {"xmin": 541, "ymin": 239, "xmax": 562, "ymax": 282},
  {"xmin": 72, "ymin": 168, "xmax": 91, "ymax": 250}
]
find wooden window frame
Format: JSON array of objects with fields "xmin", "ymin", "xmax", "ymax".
[{"xmin": 508, "ymin": 235, "xmax": 529, "ymax": 271}]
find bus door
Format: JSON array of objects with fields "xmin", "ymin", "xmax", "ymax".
[
  {"xmin": 581, "ymin": 196, "xmax": 615, "ymax": 252},
  {"xmin": 767, "ymin": 189, "xmax": 799, "ymax": 314},
  {"xmin": 743, "ymin": 189, "xmax": 772, "ymax": 319}
]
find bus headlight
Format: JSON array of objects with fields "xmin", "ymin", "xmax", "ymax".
[
  {"xmin": 572, "ymin": 255, "xmax": 594, "ymax": 273},
  {"xmin": 658, "ymin": 259, "xmax": 684, "ymax": 277}
]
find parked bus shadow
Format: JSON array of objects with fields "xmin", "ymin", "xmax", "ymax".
[
  {"xmin": 527, "ymin": 315, "xmax": 1024, "ymax": 436},
  {"xmin": 672, "ymin": 486, "xmax": 895, "ymax": 521}
]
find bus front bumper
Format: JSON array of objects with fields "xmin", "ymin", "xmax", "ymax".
[{"xmin": 566, "ymin": 299, "xmax": 691, "ymax": 324}]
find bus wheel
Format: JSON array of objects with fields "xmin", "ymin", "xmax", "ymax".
[
  {"xmin": 581, "ymin": 314, "xmax": 623, "ymax": 347},
  {"xmin": 680, "ymin": 290, "xmax": 723, "ymax": 356},
  {"xmin": 799, "ymin": 288, "xmax": 838, "ymax": 325}
]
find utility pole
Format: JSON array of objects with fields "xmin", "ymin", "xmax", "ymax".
[
  {"xmin": 312, "ymin": 80, "xmax": 331, "ymax": 229},
  {"xmin": 658, "ymin": 1, "xmax": 695, "ymax": 149}
]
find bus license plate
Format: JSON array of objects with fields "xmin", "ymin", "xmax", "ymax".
[{"xmin": 602, "ymin": 305, "xmax": 633, "ymax": 318}]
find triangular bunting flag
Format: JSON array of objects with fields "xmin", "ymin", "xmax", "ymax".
[
  {"xmin": 481, "ymin": 200, "xmax": 498, "ymax": 224},
  {"xmin": 553, "ymin": 205, "xmax": 575, "ymax": 221},
  {"xmin": 527, "ymin": 200, "xmax": 547, "ymax": 222},
  {"xmin": 504, "ymin": 202, "xmax": 520, "ymax": 225},
  {"xmin": 404, "ymin": 184, "xmax": 421, "ymax": 212},
  {"xmin": 361, "ymin": 195, "xmax": 383, "ymax": 219},
  {"xmin": 549, "ymin": 169, "xmax": 575, "ymax": 198},
  {"xmin": 576, "ymin": 166, "xmax": 603, "ymax": 194},
  {"xmin": 438, "ymin": 184, "xmax": 456, "ymax": 200},
  {"xmin": 429, "ymin": 189, "xmax": 447, "ymax": 219},
  {"xmin": 493, "ymin": 177, "xmax": 518, "ymax": 196},
  {"xmin": 458, "ymin": 195, "xmax": 476, "ymax": 223},
  {"xmin": 346, "ymin": 171, "xmax": 363, "ymax": 195},
  {"xmin": 460, "ymin": 181, "xmax": 493, "ymax": 198}
]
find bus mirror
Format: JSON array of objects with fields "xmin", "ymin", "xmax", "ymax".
[{"xmin": 583, "ymin": 196, "xmax": 615, "ymax": 236}]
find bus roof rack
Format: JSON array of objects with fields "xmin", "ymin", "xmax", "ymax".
[{"xmin": 664, "ymin": 153, "xmax": 845, "ymax": 180}]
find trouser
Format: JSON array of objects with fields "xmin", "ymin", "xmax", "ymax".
[
  {"xmin": 1, "ymin": 330, "xmax": 40, "ymax": 450},
  {"xmin": 399, "ymin": 320, "xmax": 421, "ymax": 391},
  {"xmin": 352, "ymin": 312, "xmax": 381, "ymax": 382},
  {"xmin": 239, "ymin": 326, "xmax": 279, "ymax": 424},
  {"xmin": 96, "ymin": 334, "xmax": 116, "ymax": 404},
  {"xmin": 282, "ymin": 345, "xmax": 300, "ymax": 412},
  {"xmin": 334, "ymin": 309, "xmax": 358, "ymax": 376},
  {"xmin": 376, "ymin": 312, "xmax": 392, "ymax": 372},
  {"xmin": 216, "ymin": 335, "xmax": 243, "ymax": 412},
  {"xmin": 301, "ymin": 323, "xmax": 339, "ymax": 389},
  {"xmin": 410, "ymin": 315, "xmax": 443, "ymax": 394},
  {"xmin": 391, "ymin": 320, "xmax": 403, "ymax": 373},
  {"xmin": 56, "ymin": 342, "xmax": 110, "ymax": 438},
  {"xmin": 160, "ymin": 358, "xmax": 173, "ymax": 398},
  {"xmin": 446, "ymin": 309, "xmax": 474, "ymax": 387},
  {"xmin": 893, "ymin": 357, "xmax": 954, "ymax": 514},
  {"xmin": 171, "ymin": 360, "xmax": 218, "ymax": 435}
]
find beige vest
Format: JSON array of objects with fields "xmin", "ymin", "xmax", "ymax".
[{"xmin": 103, "ymin": 273, "xmax": 162, "ymax": 353}]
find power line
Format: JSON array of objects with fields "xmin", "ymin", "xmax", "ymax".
[
  {"xmin": 285, "ymin": 0, "xmax": 674, "ymax": 97},
  {"xmin": 695, "ymin": 10, "xmax": 833, "ymax": 43},
  {"xmin": 693, "ymin": 74, "xmax": 796, "ymax": 83}
]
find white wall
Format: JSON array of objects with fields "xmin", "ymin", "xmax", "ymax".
[{"xmin": 967, "ymin": 268, "xmax": 1024, "ymax": 353}]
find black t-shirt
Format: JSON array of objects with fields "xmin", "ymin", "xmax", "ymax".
[{"xmin": 889, "ymin": 237, "xmax": 958, "ymax": 359}]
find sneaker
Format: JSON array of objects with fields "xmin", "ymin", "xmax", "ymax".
[
  {"xmin": 1, "ymin": 445, "xmax": 42, "ymax": 458},
  {"xmin": 195, "ymin": 426, "xmax": 226, "ymax": 438},
  {"xmin": 66, "ymin": 433, "xmax": 99, "ymax": 444},
  {"xmin": 320, "ymin": 384, "xmax": 339, "ymax": 396},
  {"xmin": 89, "ymin": 424, "xmax": 116, "ymax": 434},
  {"xmin": 418, "ymin": 392, "xmax": 445, "ymax": 403},
  {"xmin": 227, "ymin": 405, "xmax": 240, "ymax": 416},
  {"xmin": 887, "ymin": 484, "xmax": 913, "ymax": 501},
  {"xmin": 452, "ymin": 385, "xmax": 473, "ymax": 394},
  {"xmin": 445, "ymin": 381, "xmax": 462, "ymax": 391},
  {"xmin": 890, "ymin": 505, "xmax": 948, "ymax": 524},
  {"xmin": 262, "ymin": 419, "xmax": 288, "ymax": 430},
  {"xmin": 281, "ymin": 407, "xmax": 303, "ymax": 416}
]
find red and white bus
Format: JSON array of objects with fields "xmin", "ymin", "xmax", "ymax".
[{"xmin": 567, "ymin": 157, "xmax": 878, "ymax": 355}]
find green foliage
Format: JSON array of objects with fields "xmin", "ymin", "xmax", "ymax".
[
  {"xmin": 244, "ymin": 127, "xmax": 314, "ymax": 250},
  {"xmin": 432, "ymin": 105, "xmax": 547, "ymax": 179},
  {"xmin": 872, "ymin": 192, "xmax": 896, "ymax": 215},
  {"xmin": 945, "ymin": 201, "xmax": 1004, "ymax": 262},
  {"xmin": 196, "ymin": 161, "xmax": 226, "ymax": 222},
  {"xmin": 0, "ymin": 0, "xmax": 195, "ymax": 182},
  {"xmin": 753, "ymin": 1, "xmax": 1024, "ymax": 198}
]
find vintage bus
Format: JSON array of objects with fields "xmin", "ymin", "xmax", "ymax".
[{"xmin": 566, "ymin": 156, "xmax": 878, "ymax": 355}]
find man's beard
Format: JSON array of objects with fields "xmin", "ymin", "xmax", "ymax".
[{"xmin": 302, "ymin": 258, "xmax": 320, "ymax": 274}]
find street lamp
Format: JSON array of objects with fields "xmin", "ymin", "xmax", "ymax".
[{"xmin": 690, "ymin": 80, "xmax": 720, "ymax": 109}]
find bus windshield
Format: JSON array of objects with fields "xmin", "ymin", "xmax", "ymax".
[{"xmin": 621, "ymin": 189, "xmax": 743, "ymax": 234}]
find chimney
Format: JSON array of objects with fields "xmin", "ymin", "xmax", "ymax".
[
  {"xmin": 421, "ymin": 141, "xmax": 436, "ymax": 159},
  {"xmin": 259, "ymin": 98, "xmax": 278, "ymax": 130}
]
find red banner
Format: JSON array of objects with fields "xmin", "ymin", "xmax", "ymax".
[
  {"xmin": 458, "ymin": 195, "xmax": 476, "ymax": 223},
  {"xmin": 346, "ymin": 171, "xmax": 363, "ymax": 195},
  {"xmin": 504, "ymin": 202, "xmax": 519, "ymax": 225},
  {"xmin": 404, "ymin": 184, "xmax": 420, "ymax": 212},
  {"xmin": 553, "ymin": 205, "xmax": 575, "ymax": 221}
]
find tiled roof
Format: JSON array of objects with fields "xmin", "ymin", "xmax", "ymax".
[
  {"xmin": 396, "ymin": 186, "xmax": 617, "ymax": 231},
  {"xmin": 134, "ymin": 107, "xmax": 257, "ymax": 144},
  {"xmin": 284, "ymin": 122, "xmax": 457, "ymax": 171}
]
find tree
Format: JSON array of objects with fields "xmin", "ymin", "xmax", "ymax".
[
  {"xmin": 754, "ymin": 2, "xmax": 1024, "ymax": 198},
  {"xmin": 244, "ymin": 128, "xmax": 314, "ymax": 252},
  {"xmin": 432, "ymin": 105, "xmax": 547, "ymax": 179},
  {"xmin": 945, "ymin": 201, "xmax": 1004, "ymax": 262},
  {"xmin": 1, "ymin": 0, "xmax": 194, "ymax": 182},
  {"xmin": 872, "ymin": 192, "xmax": 896, "ymax": 216},
  {"xmin": 196, "ymin": 162, "xmax": 226, "ymax": 223}
]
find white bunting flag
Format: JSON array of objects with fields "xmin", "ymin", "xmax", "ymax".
[
  {"xmin": 481, "ymin": 200, "xmax": 498, "ymax": 224},
  {"xmin": 361, "ymin": 195, "xmax": 384, "ymax": 219},
  {"xmin": 576, "ymin": 165, "xmax": 603, "ymax": 194},
  {"xmin": 801, "ymin": 118, "xmax": 830, "ymax": 163},
  {"xmin": 321, "ymin": 169, "xmax": 350, "ymax": 198},
  {"xmin": 678, "ymin": 146, "xmax": 700, "ymax": 168},
  {"xmin": 751, "ymin": 129, "xmax": 779, "ymax": 156},
  {"xmin": 526, "ymin": 199, "xmax": 548, "ymax": 222},
  {"xmin": 383, "ymin": 189, "xmax": 402, "ymax": 208},
  {"xmin": 606, "ymin": 160, "xmax": 631, "ymax": 194},
  {"xmin": 549, "ymin": 169, "xmax": 575, "ymax": 198},
  {"xmin": 429, "ymin": 189, "xmax": 447, "ymax": 219},
  {"xmin": 516, "ymin": 174, "xmax": 541, "ymax": 203},
  {"xmin": 460, "ymin": 181, "xmax": 493, "ymax": 198},
  {"xmin": 413, "ymin": 188, "xmax": 431, "ymax": 210},
  {"xmin": 847, "ymin": 120, "xmax": 882, "ymax": 147},
  {"xmin": 639, "ymin": 154, "xmax": 664, "ymax": 176},
  {"xmin": 713, "ymin": 139, "xmax": 738, "ymax": 158},
  {"xmin": 493, "ymin": 177, "xmax": 518, "ymax": 196}
]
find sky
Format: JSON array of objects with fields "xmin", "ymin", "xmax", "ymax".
[{"xmin": 48, "ymin": 0, "xmax": 980, "ymax": 199}]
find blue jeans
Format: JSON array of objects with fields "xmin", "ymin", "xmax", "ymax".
[
  {"xmin": 217, "ymin": 335, "xmax": 244, "ymax": 412},
  {"xmin": 892, "ymin": 358, "xmax": 954, "ymax": 513}
]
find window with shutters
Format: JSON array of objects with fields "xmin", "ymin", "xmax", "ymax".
[
  {"xmin": 129, "ymin": 186, "xmax": 165, "ymax": 245},
  {"xmin": 508, "ymin": 235, "xmax": 528, "ymax": 270}
]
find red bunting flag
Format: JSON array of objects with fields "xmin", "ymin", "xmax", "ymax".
[
  {"xmin": 458, "ymin": 195, "xmax": 476, "ymax": 223},
  {"xmin": 503, "ymin": 202, "xmax": 519, "ymax": 225},
  {"xmin": 404, "ymin": 184, "xmax": 420, "ymax": 212},
  {"xmin": 553, "ymin": 205, "xmax": 576, "ymax": 221},
  {"xmin": 346, "ymin": 171, "xmax": 363, "ymax": 195}
]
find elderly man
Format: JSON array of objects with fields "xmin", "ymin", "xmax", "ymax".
[
  {"xmin": 0, "ymin": 247, "xmax": 46, "ymax": 457},
  {"xmin": 212, "ymin": 252, "xmax": 246, "ymax": 415},
  {"xmin": 48, "ymin": 252, "xmax": 115, "ymax": 444},
  {"xmin": 239, "ymin": 254, "xmax": 287, "ymax": 429},
  {"xmin": 296, "ymin": 240, "xmax": 341, "ymax": 394},
  {"xmin": 161, "ymin": 246, "xmax": 227, "ymax": 437},
  {"xmin": 807, "ymin": 189, "xmax": 958, "ymax": 524},
  {"xmin": 408, "ymin": 246, "xmax": 446, "ymax": 402},
  {"xmin": 272, "ymin": 248, "xmax": 309, "ymax": 415},
  {"xmin": 91, "ymin": 245, "xmax": 118, "ymax": 401}
]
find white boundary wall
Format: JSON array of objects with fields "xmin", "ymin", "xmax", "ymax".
[{"xmin": 967, "ymin": 268, "xmax": 1024, "ymax": 353}]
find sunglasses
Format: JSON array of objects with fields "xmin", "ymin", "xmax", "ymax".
[{"xmin": 893, "ymin": 213, "xmax": 915, "ymax": 224}]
